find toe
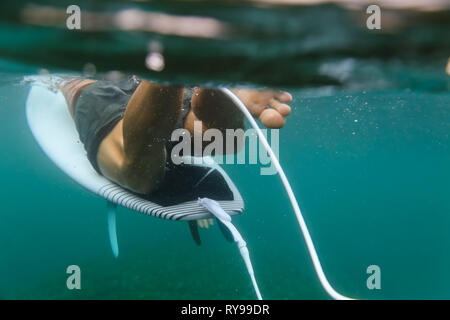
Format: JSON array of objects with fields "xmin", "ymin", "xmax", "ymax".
[
  {"xmin": 275, "ymin": 91, "xmax": 293, "ymax": 103},
  {"xmin": 259, "ymin": 109, "xmax": 286, "ymax": 129},
  {"xmin": 270, "ymin": 99, "xmax": 291, "ymax": 117}
]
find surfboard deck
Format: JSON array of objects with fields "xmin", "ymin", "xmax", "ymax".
[{"xmin": 26, "ymin": 79, "xmax": 244, "ymax": 221}]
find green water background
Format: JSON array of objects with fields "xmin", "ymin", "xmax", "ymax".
[
  {"xmin": 0, "ymin": 1, "xmax": 449, "ymax": 299},
  {"xmin": 1, "ymin": 77, "xmax": 449, "ymax": 299}
]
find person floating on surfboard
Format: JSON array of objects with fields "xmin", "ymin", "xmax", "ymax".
[{"xmin": 59, "ymin": 76, "xmax": 292, "ymax": 228}]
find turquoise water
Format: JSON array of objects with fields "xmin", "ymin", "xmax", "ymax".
[
  {"xmin": 0, "ymin": 1, "xmax": 449, "ymax": 300},
  {"xmin": 1, "ymin": 80, "xmax": 449, "ymax": 299}
]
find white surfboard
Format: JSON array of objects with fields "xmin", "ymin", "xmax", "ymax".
[{"xmin": 25, "ymin": 79, "xmax": 244, "ymax": 221}]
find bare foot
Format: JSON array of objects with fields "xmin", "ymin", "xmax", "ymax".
[{"xmin": 231, "ymin": 88, "xmax": 292, "ymax": 129}]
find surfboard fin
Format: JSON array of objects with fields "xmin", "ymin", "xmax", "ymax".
[
  {"xmin": 217, "ymin": 219, "xmax": 234, "ymax": 243},
  {"xmin": 188, "ymin": 221, "xmax": 201, "ymax": 246},
  {"xmin": 107, "ymin": 201, "xmax": 119, "ymax": 258}
]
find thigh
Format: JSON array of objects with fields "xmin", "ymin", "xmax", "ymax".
[{"xmin": 96, "ymin": 119, "xmax": 126, "ymax": 181}]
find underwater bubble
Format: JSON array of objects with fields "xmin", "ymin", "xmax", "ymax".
[
  {"xmin": 82, "ymin": 63, "xmax": 96, "ymax": 77},
  {"xmin": 148, "ymin": 41, "xmax": 163, "ymax": 53},
  {"xmin": 145, "ymin": 52, "xmax": 165, "ymax": 72},
  {"xmin": 145, "ymin": 41, "xmax": 165, "ymax": 72}
]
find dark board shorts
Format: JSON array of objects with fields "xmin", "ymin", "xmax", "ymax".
[{"xmin": 73, "ymin": 76, "xmax": 193, "ymax": 174}]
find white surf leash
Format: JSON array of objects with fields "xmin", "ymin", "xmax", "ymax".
[
  {"xmin": 198, "ymin": 197, "xmax": 263, "ymax": 300},
  {"xmin": 219, "ymin": 88, "xmax": 354, "ymax": 300}
]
